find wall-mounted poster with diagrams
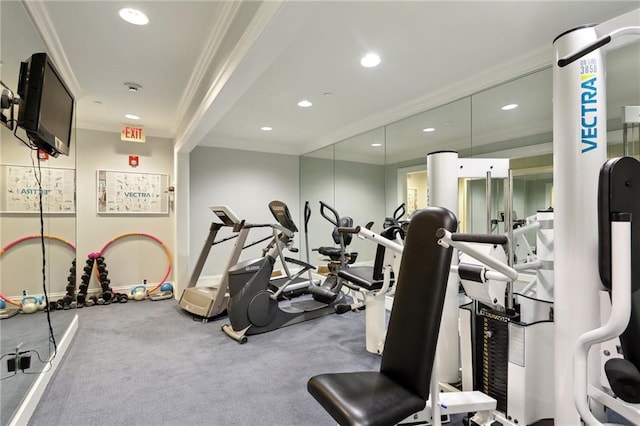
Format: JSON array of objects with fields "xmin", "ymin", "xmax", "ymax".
[
  {"xmin": 0, "ymin": 164, "xmax": 75, "ymax": 213},
  {"xmin": 97, "ymin": 170, "xmax": 169, "ymax": 214}
]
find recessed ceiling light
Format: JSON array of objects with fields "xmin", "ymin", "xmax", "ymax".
[
  {"xmin": 501, "ymin": 103, "xmax": 518, "ymax": 111},
  {"xmin": 119, "ymin": 8, "xmax": 149, "ymax": 26},
  {"xmin": 124, "ymin": 82, "xmax": 142, "ymax": 92},
  {"xmin": 371, "ymin": 143, "xmax": 382, "ymax": 147},
  {"xmin": 260, "ymin": 126, "xmax": 272, "ymax": 131},
  {"xmin": 125, "ymin": 114, "xmax": 140, "ymax": 120},
  {"xmin": 422, "ymin": 127, "xmax": 435, "ymax": 133},
  {"xmin": 360, "ymin": 53, "xmax": 381, "ymax": 68},
  {"xmin": 297, "ymin": 100, "xmax": 312, "ymax": 108}
]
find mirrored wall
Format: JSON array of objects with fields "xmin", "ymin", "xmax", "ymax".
[
  {"xmin": 0, "ymin": 2, "xmax": 77, "ymax": 423},
  {"xmin": 300, "ymin": 39, "xmax": 640, "ymax": 268}
]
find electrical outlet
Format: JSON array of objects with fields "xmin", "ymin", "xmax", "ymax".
[
  {"xmin": 19, "ymin": 353, "xmax": 31, "ymax": 370},
  {"xmin": 7, "ymin": 356, "xmax": 16, "ymax": 372},
  {"xmin": 6, "ymin": 353, "xmax": 31, "ymax": 372}
]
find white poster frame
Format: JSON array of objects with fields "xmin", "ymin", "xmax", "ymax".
[
  {"xmin": 0, "ymin": 163, "xmax": 76, "ymax": 214},
  {"xmin": 97, "ymin": 170, "xmax": 169, "ymax": 215}
]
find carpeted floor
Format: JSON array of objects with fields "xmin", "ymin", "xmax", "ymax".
[
  {"xmin": 28, "ymin": 299, "xmax": 386, "ymax": 425},
  {"xmin": 13, "ymin": 299, "xmax": 638, "ymax": 426}
]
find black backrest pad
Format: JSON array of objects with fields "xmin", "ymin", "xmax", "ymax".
[
  {"xmin": 332, "ymin": 217, "xmax": 353, "ymax": 246},
  {"xmin": 598, "ymin": 157, "xmax": 640, "ymax": 371},
  {"xmin": 269, "ymin": 200, "xmax": 298, "ymax": 233},
  {"xmin": 380, "ymin": 207, "xmax": 457, "ymax": 400}
]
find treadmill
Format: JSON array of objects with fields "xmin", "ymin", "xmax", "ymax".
[{"xmin": 179, "ymin": 206, "xmax": 249, "ymax": 320}]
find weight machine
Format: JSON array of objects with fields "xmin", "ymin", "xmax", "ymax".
[
  {"xmin": 335, "ymin": 221, "xmax": 404, "ymax": 355},
  {"xmin": 553, "ymin": 9, "xmax": 640, "ymax": 425}
]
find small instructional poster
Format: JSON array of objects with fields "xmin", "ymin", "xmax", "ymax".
[
  {"xmin": 0, "ymin": 164, "xmax": 75, "ymax": 213},
  {"xmin": 97, "ymin": 170, "xmax": 169, "ymax": 214}
]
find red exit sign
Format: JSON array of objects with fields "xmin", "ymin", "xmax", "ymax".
[{"xmin": 121, "ymin": 125, "xmax": 146, "ymax": 143}]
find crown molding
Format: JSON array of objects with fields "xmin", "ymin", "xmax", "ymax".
[
  {"xmin": 75, "ymin": 121, "xmax": 171, "ymax": 139},
  {"xmin": 198, "ymin": 135, "xmax": 299, "ymax": 157},
  {"xmin": 173, "ymin": 1, "xmax": 285, "ymax": 153},
  {"xmin": 22, "ymin": 1, "xmax": 82, "ymax": 98},
  {"xmin": 171, "ymin": 1, "xmax": 243, "ymax": 133}
]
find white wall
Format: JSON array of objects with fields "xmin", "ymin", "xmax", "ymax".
[
  {"xmin": 0, "ymin": 125, "xmax": 76, "ymax": 298},
  {"xmin": 75, "ymin": 129, "xmax": 175, "ymax": 294},
  {"xmin": 189, "ymin": 146, "xmax": 300, "ymax": 279}
]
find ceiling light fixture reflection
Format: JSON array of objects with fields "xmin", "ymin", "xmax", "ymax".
[
  {"xmin": 124, "ymin": 82, "xmax": 142, "ymax": 92},
  {"xmin": 119, "ymin": 8, "xmax": 149, "ymax": 25},
  {"xmin": 371, "ymin": 143, "xmax": 382, "ymax": 147},
  {"xmin": 125, "ymin": 114, "xmax": 140, "ymax": 120},
  {"xmin": 422, "ymin": 127, "xmax": 435, "ymax": 132},
  {"xmin": 297, "ymin": 100, "xmax": 312, "ymax": 108},
  {"xmin": 360, "ymin": 53, "xmax": 381, "ymax": 68},
  {"xmin": 260, "ymin": 126, "xmax": 273, "ymax": 131},
  {"xmin": 501, "ymin": 103, "xmax": 518, "ymax": 111}
]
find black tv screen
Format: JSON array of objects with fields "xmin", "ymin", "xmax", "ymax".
[{"xmin": 17, "ymin": 52, "xmax": 74, "ymax": 157}]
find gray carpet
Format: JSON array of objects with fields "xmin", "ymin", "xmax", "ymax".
[
  {"xmin": 28, "ymin": 299, "xmax": 384, "ymax": 426},
  {"xmin": 16, "ymin": 300, "xmax": 637, "ymax": 426}
]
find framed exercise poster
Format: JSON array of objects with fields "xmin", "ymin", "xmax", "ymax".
[
  {"xmin": 0, "ymin": 164, "xmax": 75, "ymax": 213},
  {"xmin": 97, "ymin": 170, "xmax": 169, "ymax": 214}
]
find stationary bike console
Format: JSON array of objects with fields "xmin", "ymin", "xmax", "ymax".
[{"xmin": 269, "ymin": 200, "xmax": 298, "ymax": 233}]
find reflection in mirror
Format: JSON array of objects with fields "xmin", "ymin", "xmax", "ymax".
[
  {"xmin": 0, "ymin": 2, "xmax": 77, "ymax": 424},
  {"xmin": 606, "ymin": 40, "xmax": 640, "ymax": 160},
  {"xmin": 300, "ymin": 39, "xmax": 639, "ymax": 271},
  {"xmin": 464, "ymin": 68, "xmax": 554, "ymax": 234},
  {"xmin": 385, "ymin": 97, "xmax": 472, "ymax": 218},
  {"xmin": 334, "ymin": 127, "xmax": 386, "ymax": 264},
  {"xmin": 470, "ymin": 68, "xmax": 553, "ymax": 159},
  {"xmin": 299, "ymin": 145, "xmax": 334, "ymax": 273}
]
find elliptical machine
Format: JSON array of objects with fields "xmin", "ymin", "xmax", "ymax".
[{"xmin": 221, "ymin": 200, "xmax": 346, "ymax": 343}]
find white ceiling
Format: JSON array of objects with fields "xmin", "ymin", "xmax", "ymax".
[{"xmin": 16, "ymin": 1, "xmax": 640, "ymax": 157}]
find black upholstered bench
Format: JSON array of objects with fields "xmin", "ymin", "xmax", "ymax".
[{"xmin": 307, "ymin": 207, "xmax": 457, "ymax": 426}]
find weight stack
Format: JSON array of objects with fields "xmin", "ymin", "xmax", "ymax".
[{"xmin": 474, "ymin": 304, "xmax": 513, "ymax": 414}]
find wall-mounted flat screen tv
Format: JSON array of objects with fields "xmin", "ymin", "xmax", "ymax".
[{"xmin": 17, "ymin": 52, "xmax": 75, "ymax": 157}]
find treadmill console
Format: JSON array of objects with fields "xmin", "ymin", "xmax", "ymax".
[{"xmin": 210, "ymin": 205, "xmax": 240, "ymax": 226}]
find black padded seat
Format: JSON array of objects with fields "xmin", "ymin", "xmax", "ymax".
[
  {"xmin": 318, "ymin": 246, "xmax": 343, "ymax": 259},
  {"xmin": 336, "ymin": 225, "xmax": 400, "ymax": 291},
  {"xmin": 307, "ymin": 372, "xmax": 425, "ymax": 426},
  {"xmin": 307, "ymin": 207, "xmax": 457, "ymax": 426},
  {"xmin": 338, "ymin": 266, "xmax": 387, "ymax": 291},
  {"xmin": 317, "ymin": 216, "xmax": 357, "ymax": 262}
]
